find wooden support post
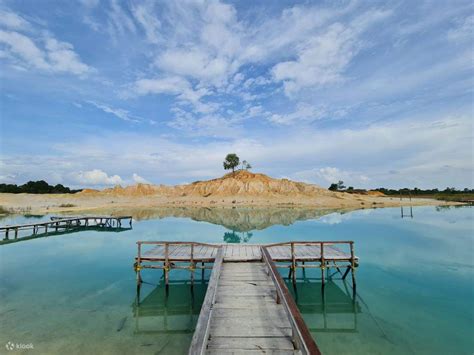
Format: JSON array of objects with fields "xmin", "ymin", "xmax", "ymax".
[
  {"xmin": 45, "ymin": 224, "xmax": 48, "ymax": 234},
  {"xmin": 201, "ymin": 261, "xmax": 205, "ymax": 280},
  {"xmin": 14, "ymin": 228, "xmax": 18, "ymax": 239},
  {"xmin": 165, "ymin": 243, "xmax": 169, "ymax": 288},
  {"xmin": 5, "ymin": 228, "xmax": 9, "ymax": 240},
  {"xmin": 342, "ymin": 266, "xmax": 351, "ymax": 279},
  {"xmin": 136, "ymin": 243, "xmax": 142, "ymax": 285},
  {"xmin": 291, "ymin": 242, "xmax": 296, "ymax": 284},
  {"xmin": 350, "ymin": 242, "xmax": 356, "ymax": 292},
  {"xmin": 321, "ymin": 242, "xmax": 325, "ymax": 288},
  {"xmin": 190, "ymin": 243, "xmax": 195, "ymax": 285}
]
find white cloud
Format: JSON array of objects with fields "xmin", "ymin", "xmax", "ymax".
[
  {"xmin": 107, "ymin": 0, "xmax": 137, "ymax": 40},
  {"xmin": 132, "ymin": 173, "xmax": 150, "ymax": 184},
  {"xmin": 131, "ymin": 76, "xmax": 215, "ymax": 113},
  {"xmin": 2, "ymin": 113, "xmax": 470, "ymax": 189},
  {"xmin": 87, "ymin": 101, "xmax": 142, "ymax": 123},
  {"xmin": 268, "ymin": 104, "xmax": 327, "ymax": 125},
  {"xmin": 272, "ymin": 10, "xmax": 392, "ymax": 95},
  {"xmin": 0, "ymin": 27, "xmax": 92, "ymax": 76},
  {"xmin": 79, "ymin": 0, "xmax": 100, "ymax": 8},
  {"xmin": 447, "ymin": 15, "xmax": 474, "ymax": 42},
  {"xmin": 0, "ymin": 9, "xmax": 30, "ymax": 30},
  {"xmin": 71, "ymin": 169, "xmax": 123, "ymax": 186},
  {"xmin": 131, "ymin": 1, "xmax": 161, "ymax": 44}
]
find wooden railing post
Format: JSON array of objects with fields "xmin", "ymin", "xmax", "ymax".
[{"xmin": 136, "ymin": 242, "xmax": 142, "ymax": 285}]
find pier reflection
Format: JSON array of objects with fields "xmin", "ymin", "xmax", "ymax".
[
  {"xmin": 133, "ymin": 279, "xmax": 207, "ymax": 334},
  {"xmin": 286, "ymin": 278, "xmax": 361, "ymax": 333},
  {"xmin": 0, "ymin": 225, "xmax": 132, "ymax": 245}
]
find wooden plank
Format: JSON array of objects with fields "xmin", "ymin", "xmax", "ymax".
[
  {"xmin": 206, "ymin": 337, "xmax": 294, "ymax": 351},
  {"xmin": 209, "ymin": 325, "xmax": 292, "ymax": 337}
]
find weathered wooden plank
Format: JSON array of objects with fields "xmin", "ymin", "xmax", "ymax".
[
  {"xmin": 210, "ymin": 325, "xmax": 292, "ymax": 337},
  {"xmin": 206, "ymin": 337, "xmax": 294, "ymax": 351}
]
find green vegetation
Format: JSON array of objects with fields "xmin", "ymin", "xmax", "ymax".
[
  {"xmin": 0, "ymin": 205, "xmax": 10, "ymax": 215},
  {"xmin": 328, "ymin": 181, "xmax": 474, "ymax": 203},
  {"xmin": 0, "ymin": 181, "xmax": 81, "ymax": 194},
  {"xmin": 329, "ymin": 180, "xmax": 345, "ymax": 191},
  {"xmin": 223, "ymin": 153, "xmax": 240, "ymax": 174},
  {"xmin": 241, "ymin": 160, "xmax": 252, "ymax": 170}
]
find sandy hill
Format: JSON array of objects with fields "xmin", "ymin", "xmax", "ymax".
[{"xmin": 78, "ymin": 170, "xmax": 325, "ymax": 198}]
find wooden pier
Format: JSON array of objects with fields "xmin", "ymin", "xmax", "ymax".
[
  {"xmin": 134, "ymin": 241, "xmax": 358, "ymax": 354},
  {"xmin": 1, "ymin": 215, "xmax": 132, "ymax": 244}
]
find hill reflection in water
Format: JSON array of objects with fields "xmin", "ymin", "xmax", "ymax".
[{"xmin": 94, "ymin": 206, "xmax": 351, "ymax": 232}]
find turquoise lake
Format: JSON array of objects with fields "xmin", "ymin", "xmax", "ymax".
[{"xmin": 0, "ymin": 205, "xmax": 473, "ymax": 354}]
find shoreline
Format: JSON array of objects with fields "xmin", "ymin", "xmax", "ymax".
[{"xmin": 0, "ymin": 192, "xmax": 462, "ymax": 217}]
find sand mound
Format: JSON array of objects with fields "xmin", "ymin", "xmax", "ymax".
[
  {"xmin": 176, "ymin": 170, "xmax": 323, "ymax": 197},
  {"xmin": 78, "ymin": 171, "xmax": 324, "ymax": 198},
  {"xmin": 367, "ymin": 190, "xmax": 385, "ymax": 197}
]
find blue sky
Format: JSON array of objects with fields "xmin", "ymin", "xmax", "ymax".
[{"xmin": 0, "ymin": 0, "xmax": 472, "ymax": 189}]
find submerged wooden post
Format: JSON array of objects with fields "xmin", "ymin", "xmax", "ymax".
[
  {"xmin": 291, "ymin": 242, "xmax": 296, "ymax": 284},
  {"xmin": 321, "ymin": 242, "xmax": 325, "ymax": 288},
  {"xmin": 14, "ymin": 228, "xmax": 18, "ymax": 239},
  {"xmin": 5, "ymin": 228, "xmax": 9, "ymax": 240},
  {"xmin": 190, "ymin": 243, "xmax": 195, "ymax": 285},
  {"xmin": 350, "ymin": 242, "xmax": 356, "ymax": 291},
  {"xmin": 165, "ymin": 243, "xmax": 169, "ymax": 288}
]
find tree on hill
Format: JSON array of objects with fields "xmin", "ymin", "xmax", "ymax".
[
  {"xmin": 223, "ymin": 153, "xmax": 240, "ymax": 175},
  {"xmin": 328, "ymin": 180, "xmax": 345, "ymax": 191},
  {"xmin": 241, "ymin": 160, "xmax": 252, "ymax": 170}
]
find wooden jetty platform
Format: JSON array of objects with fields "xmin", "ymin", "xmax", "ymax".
[
  {"xmin": 134, "ymin": 241, "xmax": 358, "ymax": 354},
  {"xmin": 1, "ymin": 215, "xmax": 132, "ymax": 243}
]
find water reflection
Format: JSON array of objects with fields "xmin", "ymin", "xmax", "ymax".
[
  {"xmin": 89, "ymin": 206, "xmax": 348, "ymax": 231},
  {"xmin": 0, "ymin": 225, "xmax": 132, "ymax": 245},
  {"xmin": 287, "ymin": 278, "xmax": 361, "ymax": 333},
  {"xmin": 223, "ymin": 230, "xmax": 253, "ymax": 243},
  {"xmin": 133, "ymin": 280, "xmax": 206, "ymax": 335}
]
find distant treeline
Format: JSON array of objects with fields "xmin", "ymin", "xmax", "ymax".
[
  {"xmin": 0, "ymin": 181, "xmax": 81, "ymax": 194},
  {"xmin": 328, "ymin": 181, "xmax": 473, "ymax": 203},
  {"xmin": 373, "ymin": 187, "xmax": 474, "ymax": 195}
]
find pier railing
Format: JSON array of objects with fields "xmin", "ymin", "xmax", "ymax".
[
  {"xmin": 135, "ymin": 241, "xmax": 221, "ymax": 286},
  {"xmin": 261, "ymin": 247, "xmax": 321, "ymax": 355},
  {"xmin": 266, "ymin": 241, "xmax": 357, "ymax": 289}
]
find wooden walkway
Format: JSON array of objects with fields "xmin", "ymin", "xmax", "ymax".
[
  {"xmin": 135, "ymin": 241, "xmax": 359, "ymax": 354},
  {"xmin": 1, "ymin": 216, "xmax": 132, "ymax": 244},
  {"xmin": 204, "ymin": 261, "xmax": 296, "ymax": 353}
]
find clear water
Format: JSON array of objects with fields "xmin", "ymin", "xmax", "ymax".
[{"xmin": 0, "ymin": 206, "xmax": 472, "ymax": 354}]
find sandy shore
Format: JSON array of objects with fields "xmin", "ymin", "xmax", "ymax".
[{"xmin": 0, "ymin": 191, "xmax": 459, "ymax": 216}]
